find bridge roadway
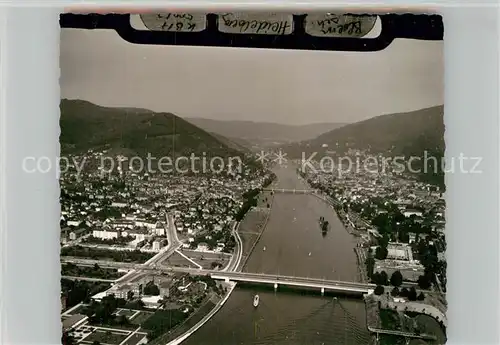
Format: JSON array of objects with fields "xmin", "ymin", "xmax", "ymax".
[
  {"xmin": 262, "ymin": 188, "xmax": 314, "ymax": 194},
  {"xmin": 211, "ymin": 271, "xmax": 376, "ymax": 294},
  {"xmin": 61, "ymin": 275, "xmax": 117, "ymax": 283},
  {"xmin": 61, "ymin": 257, "xmax": 376, "ymax": 294}
]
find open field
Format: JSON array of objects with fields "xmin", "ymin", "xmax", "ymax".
[
  {"xmin": 129, "ymin": 311, "xmax": 154, "ymax": 325},
  {"xmin": 414, "ymin": 314, "xmax": 446, "ymax": 344},
  {"xmin": 179, "ymin": 249, "xmax": 230, "ymax": 269},
  {"xmin": 238, "ymin": 208, "xmax": 269, "ymax": 235},
  {"xmin": 147, "ymin": 294, "xmax": 220, "ymax": 345},
  {"xmin": 83, "ymin": 330, "xmax": 129, "ymax": 344},
  {"xmin": 115, "ymin": 308, "xmax": 137, "ymax": 319},
  {"xmin": 161, "ymin": 252, "xmax": 197, "ymax": 268},
  {"xmin": 120, "ymin": 333, "xmax": 148, "ymax": 345},
  {"xmin": 239, "ymin": 232, "xmax": 259, "ymax": 266},
  {"xmin": 236, "ymin": 197, "xmax": 271, "ymax": 268},
  {"xmin": 94, "ymin": 323, "xmax": 138, "ymax": 332}
]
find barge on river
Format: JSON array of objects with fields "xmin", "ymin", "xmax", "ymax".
[{"xmin": 319, "ymin": 216, "xmax": 329, "ymax": 234}]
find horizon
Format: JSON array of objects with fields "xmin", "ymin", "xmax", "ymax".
[
  {"xmin": 61, "ymin": 97, "xmax": 443, "ymax": 127},
  {"xmin": 61, "ymin": 29, "xmax": 443, "ymax": 126}
]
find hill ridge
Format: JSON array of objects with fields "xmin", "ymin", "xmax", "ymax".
[{"xmin": 59, "ymin": 99, "xmax": 243, "ymax": 160}]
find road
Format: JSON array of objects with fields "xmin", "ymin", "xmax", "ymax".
[
  {"xmin": 61, "ymin": 257, "xmax": 376, "ymax": 293},
  {"xmin": 114, "ymin": 212, "xmax": 182, "ymax": 284},
  {"xmin": 61, "ymin": 257, "xmax": 438, "ymax": 298},
  {"xmin": 211, "ymin": 271, "xmax": 375, "ymax": 293},
  {"xmin": 61, "ymin": 275, "xmax": 117, "ymax": 283},
  {"xmin": 222, "ymin": 221, "xmax": 243, "ymax": 272},
  {"xmin": 165, "ymin": 212, "xmax": 182, "ymax": 251}
]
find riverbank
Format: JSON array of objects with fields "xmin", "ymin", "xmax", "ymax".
[
  {"xmin": 237, "ymin": 191, "xmax": 274, "ymax": 271},
  {"xmin": 179, "ymin": 166, "xmax": 370, "ymax": 344},
  {"xmin": 311, "ymin": 191, "xmax": 370, "ymax": 283},
  {"xmin": 154, "ymin": 190, "xmax": 273, "ymax": 344},
  {"xmin": 148, "ymin": 282, "xmax": 236, "ymax": 345},
  {"xmin": 364, "ymin": 293, "xmax": 447, "ymax": 344}
]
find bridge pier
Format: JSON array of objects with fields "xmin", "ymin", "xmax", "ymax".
[{"xmin": 321, "ymin": 287, "xmax": 325, "ymax": 296}]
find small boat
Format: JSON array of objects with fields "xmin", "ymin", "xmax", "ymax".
[
  {"xmin": 308, "ymin": 252, "xmax": 312, "ymax": 256},
  {"xmin": 253, "ymin": 294, "xmax": 260, "ymax": 307},
  {"xmin": 319, "ymin": 216, "xmax": 329, "ymax": 233},
  {"xmin": 263, "ymin": 246, "xmax": 266, "ymax": 251}
]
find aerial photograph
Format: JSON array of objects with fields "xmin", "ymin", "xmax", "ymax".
[{"xmin": 59, "ymin": 13, "xmax": 446, "ymax": 345}]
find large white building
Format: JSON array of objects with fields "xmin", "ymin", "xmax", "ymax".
[
  {"xmin": 92, "ymin": 228, "xmax": 120, "ymax": 240},
  {"xmin": 155, "ymin": 222, "xmax": 165, "ymax": 236},
  {"xmin": 122, "ymin": 227, "xmax": 149, "ymax": 242},
  {"xmin": 152, "ymin": 241, "xmax": 161, "ymax": 252},
  {"xmin": 386, "ymin": 242, "xmax": 414, "ymax": 261}
]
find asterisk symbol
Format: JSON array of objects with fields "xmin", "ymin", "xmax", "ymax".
[
  {"xmin": 255, "ymin": 150, "xmax": 269, "ymax": 164},
  {"xmin": 273, "ymin": 150, "xmax": 288, "ymax": 166}
]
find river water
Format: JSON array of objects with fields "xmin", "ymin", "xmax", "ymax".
[{"xmin": 183, "ymin": 165, "xmax": 371, "ymax": 345}]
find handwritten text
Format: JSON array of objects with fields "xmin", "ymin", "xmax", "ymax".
[
  {"xmin": 140, "ymin": 13, "xmax": 206, "ymax": 32},
  {"xmin": 305, "ymin": 14, "xmax": 376, "ymax": 38},
  {"xmin": 219, "ymin": 13, "xmax": 293, "ymax": 35}
]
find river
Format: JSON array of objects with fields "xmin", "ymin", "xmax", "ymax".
[{"xmin": 183, "ymin": 165, "xmax": 371, "ymax": 345}]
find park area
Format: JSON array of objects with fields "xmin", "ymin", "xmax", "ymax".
[
  {"xmin": 161, "ymin": 247, "xmax": 231, "ymax": 270},
  {"xmin": 63, "ymin": 304, "xmax": 164, "ymax": 345},
  {"xmin": 63, "ymin": 292, "xmax": 208, "ymax": 345},
  {"xmin": 236, "ymin": 191, "xmax": 273, "ymax": 268}
]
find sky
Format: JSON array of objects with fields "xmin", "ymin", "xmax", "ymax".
[{"xmin": 60, "ymin": 26, "xmax": 443, "ymax": 126}]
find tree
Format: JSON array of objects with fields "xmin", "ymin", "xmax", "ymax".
[
  {"xmin": 390, "ymin": 271, "xmax": 403, "ymax": 287},
  {"xmin": 92, "ymin": 341, "xmax": 101, "ymax": 345},
  {"xmin": 391, "ymin": 287, "xmax": 400, "ymax": 297},
  {"xmin": 117, "ymin": 315, "xmax": 129, "ymax": 325},
  {"xmin": 374, "ymin": 285, "xmax": 384, "ymax": 296},
  {"xmin": 417, "ymin": 292, "xmax": 425, "ymax": 301},
  {"xmin": 379, "ymin": 271, "xmax": 388, "ymax": 285},
  {"xmin": 408, "ymin": 287, "xmax": 417, "ymax": 301},
  {"xmin": 143, "ymin": 282, "xmax": 160, "ymax": 296},
  {"xmin": 62, "ymin": 332, "xmax": 76, "ymax": 345},
  {"xmin": 374, "ymin": 246, "xmax": 388, "ymax": 260},
  {"xmin": 365, "ymin": 257, "xmax": 375, "ymax": 278},
  {"xmin": 417, "ymin": 272, "xmax": 433, "ymax": 289},
  {"xmin": 371, "ymin": 271, "xmax": 388, "ymax": 286},
  {"xmin": 400, "ymin": 287, "xmax": 409, "ymax": 298}
]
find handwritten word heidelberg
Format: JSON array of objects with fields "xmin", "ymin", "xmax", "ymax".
[{"xmin": 220, "ymin": 14, "xmax": 291, "ymax": 35}]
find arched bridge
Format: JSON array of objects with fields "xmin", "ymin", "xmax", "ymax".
[
  {"xmin": 262, "ymin": 188, "xmax": 315, "ymax": 194},
  {"xmin": 210, "ymin": 271, "xmax": 376, "ymax": 295}
]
